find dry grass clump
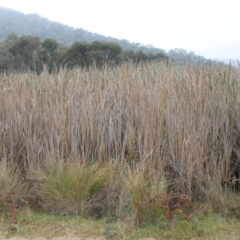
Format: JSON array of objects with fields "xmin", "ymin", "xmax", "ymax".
[
  {"xmin": 0, "ymin": 159, "xmax": 23, "ymax": 209},
  {"xmin": 34, "ymin": 160, "xmax": 112, "ymax": 216},
  {"xmin": 0, "ymin": 62, "xmax": 240, "ymax": 225},
  {"xmin": 116, "ymin": 162, "xmax": 167, "ymax": 226}
]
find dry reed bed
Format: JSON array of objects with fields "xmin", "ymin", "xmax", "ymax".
[{"xmin": 0, "ymin": 62, "xmax": 240, "ymax": 195}]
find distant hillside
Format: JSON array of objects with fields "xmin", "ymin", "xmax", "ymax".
[
  {"xmin": 0, "ymin": 7, "xmax": 222, "ymax": 66},
  {"xmin": 0, "ymin": 7, "xmax": 165, "ymax": 54}
]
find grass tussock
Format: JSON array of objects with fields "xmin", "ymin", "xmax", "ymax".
[
  {"xmin": 0, "ymin": 158, "xmax": 24, "ymax": 208},
  {"xmin": 35, "ymin": 160, "xmax": 112, "ymax": 216},
  {"xmin": 0, "ymin": 62, "xmax": 240, "ymax": 230}
]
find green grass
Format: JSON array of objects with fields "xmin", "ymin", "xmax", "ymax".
[
  {"xmin": 2, "ymin": 207, "xmax": 105, "ymax": 239},
  {"xmin": 1, "ymin": 160, "xmax": 240, "ymax": 239},
  {"xmin": 1, "ymin": 207, "xmax": 240, "ymax": 239}
]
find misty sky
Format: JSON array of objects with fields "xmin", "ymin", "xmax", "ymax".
[{"xmin": 0, "ymin": 0, "xmax": 239, "ymax": 60}]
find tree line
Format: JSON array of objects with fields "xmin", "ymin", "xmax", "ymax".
[
  {"xmin": 1, "ymin": 8, "xmax": 222, "ymax": 70},
  {"xmin": 0, "ymin": 7, "xmax": 166, "ymax": 55},
  {"xmin": 0, "ymin": 34, "xmax": 168, "ymax": 73}
]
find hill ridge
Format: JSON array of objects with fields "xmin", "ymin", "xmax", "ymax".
[{"xmin": 0, "ymin": 7, "xmax": 164, "ymax": 54}]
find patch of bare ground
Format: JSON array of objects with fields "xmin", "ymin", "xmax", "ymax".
[
  {"xmin": 5, "ymin": 237, "xmax": 105, "ymax": 240},
  {"xmin": 0, "ymin": 230, "xmax": 157, "ymax": 240},
  {"xmin": 1, "ymin": 230, "xmax": 240, "ymax": 240},
  {"xmin": 3, "ymin": 234, "xmax": 240, "ymax": 240},
  {"xmin": 0, "ymin": 232, "xmax": 106, "ymax": 240}
]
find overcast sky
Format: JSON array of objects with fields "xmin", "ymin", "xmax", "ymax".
[{"xmin": 0, "ymin": 0, "xmax": 239, "ymax": 60}]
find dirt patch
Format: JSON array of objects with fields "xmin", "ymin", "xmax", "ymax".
[
  {"xmin": 0, "ymin": 231, "xmax": 158, "ymax": 240},
  {"xmin": 4, "ymin": 238, "xmax": 157, "ymax": 240},
  {"xmin": 7, "ymin": 238, "xmax": 104, "ymax": 240},
  {"xmin": 2, "ymin": 235, "xmax": 106, "ymax": 240}
]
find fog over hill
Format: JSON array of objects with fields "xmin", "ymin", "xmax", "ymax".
[
  {"xmin": 0, "ymin": 7, "xmax": 164, "ymax": 54},
  {"xmin": 0, "ymin": 7, "xmax": 225, "ymax": 65}
]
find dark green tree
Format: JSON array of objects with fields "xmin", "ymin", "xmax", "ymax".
[
  {"xmin": 135, "ymin": 51, "xmax": 148, "ymax": 63},
  {"xmin": 41, "ymin": 38, "xmax": 59, "ymax": 72},
  {"xmin": 0, "ymin": 43, "xmax": 14, "ymax": 72},
  {"xmin": 65, "ymin": 41, "xmax": 89, "ymax": 68},
  {"xmin": 88, "ymin": 41, "xmax": 122, "ymax": 67},
  {"xmin": 148, "ymin": 52, "xmax": 169, "ymax": 62},
  {"xmin": 104, "ymin": 42, "xmax": 122, "ymax": 64},
  {"xmin": 122, "ymin": 50, "xmax": 136, "ymax": 62},
  {"xmin": 0, "ymin": 34, "xmax": 18, "ymax": 72},
  {"xmin": 9, "ymin": 35, "xmax": 42, "ymax": 72},
  {"xmin": 54, "ymin": 46, "xmax": 69, "ymax": 69}
]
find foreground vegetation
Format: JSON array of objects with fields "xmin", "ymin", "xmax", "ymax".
[{"xmin": 0, "ymin": 62, "xmax": 240, "ymax": 238}]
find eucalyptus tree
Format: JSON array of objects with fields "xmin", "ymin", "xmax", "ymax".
[
  {"xmin": 9, "ymin": 35, "xmax": 42, "ymax": 72},
  {"xmin": 41, "ymin": 38, "xmax": 59, "ymax": 72}
]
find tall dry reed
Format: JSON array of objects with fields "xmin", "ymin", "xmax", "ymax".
[{"xmin": 0, "ymin": 62, "xmax": 240, "ymax": 198}]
